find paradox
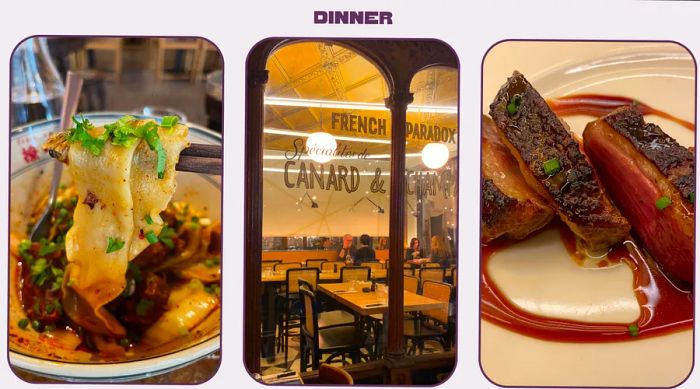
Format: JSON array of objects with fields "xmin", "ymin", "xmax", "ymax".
[{"xmin": 314, "ymin": 11, "xmax": 393, "ymax": 25}]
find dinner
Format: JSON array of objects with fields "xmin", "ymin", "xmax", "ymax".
[{"xmin": 9, "ymin": 115, "xmax": 221, "ymax": 360}]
